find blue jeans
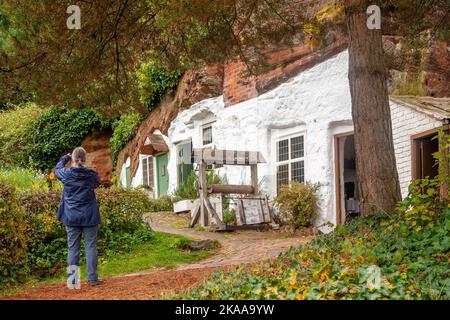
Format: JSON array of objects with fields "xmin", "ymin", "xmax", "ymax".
[{"xmin": 66, "ymin": 225, "xmax": 99, "ymax": 281}]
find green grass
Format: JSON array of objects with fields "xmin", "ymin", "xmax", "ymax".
[
  {"xmin": 0, "ymin": 232, "xmax": 215, "ymax": 297},
  {"xmin": 0, "ymin": 167, "xmax": 62, "ymax": 191},
  {"xmin": 97, "ymin": 232, "xmax": 213, "ymax": 276}
]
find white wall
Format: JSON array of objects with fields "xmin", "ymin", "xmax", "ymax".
[
  {"xmin": 167, "ymin": 50, "xmax": 353, "ymax": 229},
  {"xmin": 390, "ymin": 101, "xmax": 443, "ymax": 197}
]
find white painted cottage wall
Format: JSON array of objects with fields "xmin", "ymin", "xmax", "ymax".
[
  {"xmin": 390, "ymin": 102, "xmax": 444, "ymax": 198},
  {"xmin": 120, "ymin": 48, "xmax": 444, "ymax": 230},
  {"xmin": 167, "ymin": 50, "xmax": 353, "ymax": 228}
]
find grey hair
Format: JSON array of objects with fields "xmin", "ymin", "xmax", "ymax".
[{"xmin": 72, "ymin": 147, "xmax": 87, "ymax": 167}]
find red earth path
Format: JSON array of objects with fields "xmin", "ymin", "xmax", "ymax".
[{"xmin": 4, "ymin": 213, "xmax": 312, "ymax": 300}]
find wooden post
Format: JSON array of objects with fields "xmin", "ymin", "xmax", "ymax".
[
  {"xmin": 199, "ymin": 161, "xmax": 208, "ymax": 226},
  {"xmin": 250, "ymin": 164, "xmax": 258, "ymax": 195},
  {"xmin": 189, "ymin": 200, "xmax": 201, "ymax": 228},
  {"xmin": 208, "ymin": 184, "xmax": 254, "ymax": 194}
]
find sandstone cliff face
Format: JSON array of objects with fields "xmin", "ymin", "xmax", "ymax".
[
  {"xmin": 385, "ymin": 37, "xmax": 449, "ymax": 97},
  {"xmin": 423, "ymin": 41, "xmax": 450, "ymax": 97},
  {"xmin": 116, "ymin": 64, "xmax": 224, "ymax": 177},
  {"xmin": 81, "ymin": 129, "xmax": 113, "ymax": 184}
]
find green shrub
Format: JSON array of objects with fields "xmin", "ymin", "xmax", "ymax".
[
  {"xmin": 28, "ymin": 107, "xmax": 110, "ymax": 171},
  {"xmin": 138, "ymin": 62, "xmax": 182, "ymax": 112},
  {"xmin": 0, "ymin": 180, "xmax": 29, "ymax": 287},
  {"xmin": 174, "ymin": 171, "xmax": 199, "ymax": 200},
  {"xmin": 185, "ymin": 210, "xmax": 450, "ymax": 300},
  {"xmin": 0, "ymin": 184, "xmax": 158, "ymax": 288},
  {"xmin": 147, "ymin": 194, "xmax": 174, "ymax": 212},
  {"xmin": 110, "ymin": 113, "xmax": 141, "ymax": 166},
  {"xmin": 0, "ymin": 104, "xmax": 43, "ymax": 167},
  {"xmin": 174, "ymin": 170, "xmax": 228, "ymax": 200},
  {"xmin": 397, "ymin": 177, "xmax": 448, "ymax": 231},
  {"xmin": 274, "ymin": 181, "xmax": 320, "ymax": 228},
  {"xmin": 397, "ymin": 129, "xmax": 450, "ymax": 231},
  {"xmin": 94, "ymin": 187, "xmax": 155, "ymax": 254},
  {"xmin": 222, "ymin": 208, "xmax": 237, "ymax": 226}
]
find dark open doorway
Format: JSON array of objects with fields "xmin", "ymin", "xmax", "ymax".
[
  {"xmin": 335, "ymin": 133, "xmax": 360, "ymax": 224},
  {"xmin": 412, "ymin": 132, "xmax": 439, "ymax": 179}
]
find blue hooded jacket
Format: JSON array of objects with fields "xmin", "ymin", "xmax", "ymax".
[{"xmin": 54, "ymin": 155, "xmax": 102, "ymax": 226}]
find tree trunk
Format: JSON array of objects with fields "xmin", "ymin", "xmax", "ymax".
[{"xmin": 344, "ymin": 0, "xmax": 402, "ymax": 215}]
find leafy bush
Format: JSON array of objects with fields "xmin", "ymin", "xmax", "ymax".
[
  {"xmin": 110, "ymin": 113, "xmax": 141, "ymax": 166},
  {"xmin": 18, "ymin": 190, "xmax": 66, "ymax": 276},
  {"xmin": 185, "ymin": 210, "xmax": 450, "ymax": 300},
  {"xmin": 28, "ymin": 107, "xmax": 110, "ymax": 171},
  {"xmin": 0, "ymin": 184, "xmax": 157, "ymax": 288},
  {"xmin": 397, "ymin": 129, "xmax": 450, "ymax": 231},
  {"xmin": 146, "ymin": 194, "xmax": 174, "ymax": 212},
  {"xmin": 173, "ymin": 171, "xmax": 199, "ymax": 200},
  {"xmin": 222, "ymin": 208, "xmax": 237, "ymax": 226},
  {"xmin": 174, "ymin": 170, "xmax": 228, "ymax": 200},
  {"xmin": 0, "ymin": 180, "xmax": 29, "ymax": 287},
  {"xmin": 274, "ymin": 181, "xmax": 320, "ymax": 228},
  {"xmin": 0, "ymin": 104, "xmax": 43, "ymax": 167},
  {"xmin": 138, "ymin": 62, "xmax": 182, "ymax": 112},
  {"xmin": 397, "ymin": 177, "xmax": 447, "ymax": 230}
]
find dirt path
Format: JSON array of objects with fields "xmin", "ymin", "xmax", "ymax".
[{"xmin": 4, "ymin": 213, "xmax": 312, "ymax": 300}]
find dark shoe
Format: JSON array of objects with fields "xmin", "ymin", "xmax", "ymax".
[{"xmin": 87, "ymin": 279, "xmax": 105, "ymax": 286}]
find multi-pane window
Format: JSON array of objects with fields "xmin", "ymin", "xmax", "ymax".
[
  {"xmin": 142, "ymin": 156, "xmax": 154, "ymax": 188},
  {"xmin": 276, "ymin": 135, "xmax": 305, "ymax": 194},
  {"xmin": 202, "ymin": 124, "xmax": 213, "ymax": 146}
]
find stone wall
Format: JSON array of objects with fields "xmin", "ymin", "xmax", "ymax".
[{"xmin": 385, "ymin": 37, "xmax": 450, "ymax": 97}]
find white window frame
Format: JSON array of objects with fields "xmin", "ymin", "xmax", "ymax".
[
  {"xmin": 201, "ymin": 121, "xmax": 215, "ymax": 147},
  {"xmin": 141, "ymin": 155, "xmax": 154, "ymax": 189},
  {"xmin": 272, "ymin": 130, "xmax": 306, "ymax": 195}
]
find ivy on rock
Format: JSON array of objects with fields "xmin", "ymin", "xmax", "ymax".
[{"xmin": 28, "ymin": 107, "xmax": 110, "ymax": 172}]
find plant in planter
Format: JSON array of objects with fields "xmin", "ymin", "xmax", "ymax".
[{"xmin": 172, "ymin": 170, "xmax": 227, "ymax": 214}]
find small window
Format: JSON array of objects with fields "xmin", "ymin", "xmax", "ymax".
[
  {"xmin": 276, "ymin": 134, "xmax": 305, "ymax": 194},
  {"xmin": 202, "ymin": 124, "xmax": 213, "ymax": 146},
  {"xmin": 141, "ymin": 156, "xmax": 154, "ymax": 188}
]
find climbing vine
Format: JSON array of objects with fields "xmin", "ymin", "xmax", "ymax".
[
  {"xmin": 110, "ymin": 113, "xmax": 142, "ymax": 166},
  {"xmin": 28, "ymin": 107, "xmax": 109, "ymax": 171},
  {"xmin": 138, "ymin": 61, "xmax": 183, "ymax": 112}
]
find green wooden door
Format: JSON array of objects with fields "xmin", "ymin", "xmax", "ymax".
[{"xmin": 156, "ymin": 153, "xmax": 169, "ymax": 197}]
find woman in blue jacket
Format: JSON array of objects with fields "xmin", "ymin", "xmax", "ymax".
[{"xmin": 55, "ymin": 147, "xmax": 104, "ymax": 286}]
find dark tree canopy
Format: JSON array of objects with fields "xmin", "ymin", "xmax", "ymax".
[
  {"xmin": 0, "ymin": 0, "xmax": 313, "ymax": 113},
  {"xmin": 0, "ymin": 1, "xmax": 447, "ymax": 113},
  {"xmin": 0, "ymin": 0, "xmax": 447, "ymax": 215}
]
